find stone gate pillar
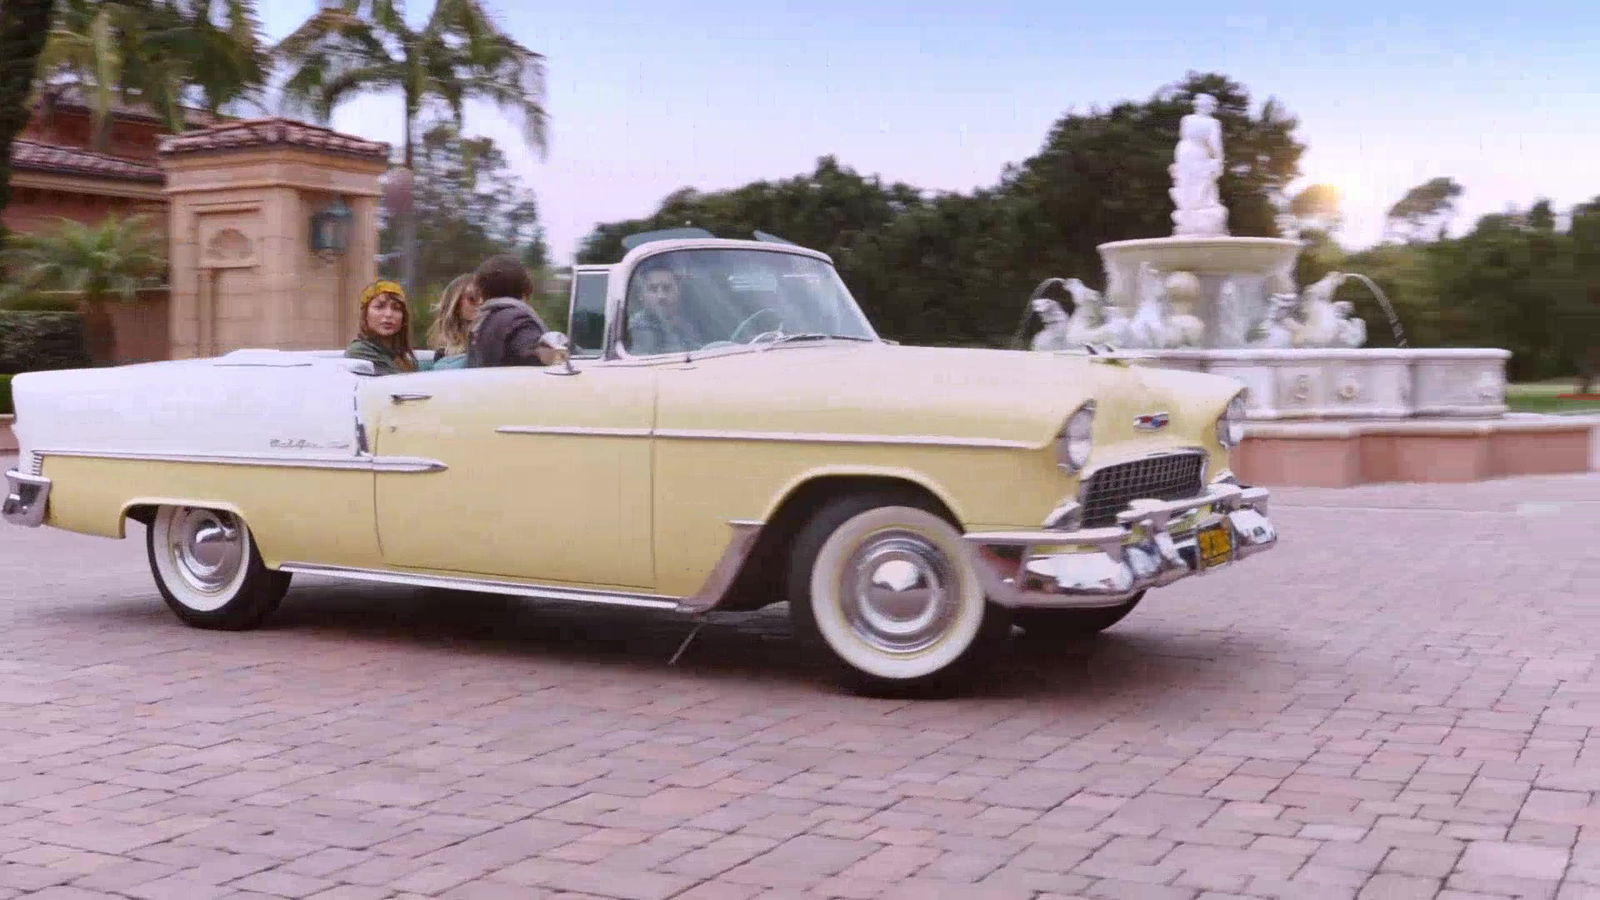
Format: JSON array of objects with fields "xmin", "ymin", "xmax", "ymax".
[{"xmin": 158, "ymin": 119, "xmax": 390, "ymax": 358}]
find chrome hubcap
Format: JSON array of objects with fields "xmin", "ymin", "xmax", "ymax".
[
  {"xmin": 169, "ymin": 508, "xmax": 244, "ymax": 593},
  {"xmin": 842, "ymin": 532, "xmax": 956, "ymax": 654}
]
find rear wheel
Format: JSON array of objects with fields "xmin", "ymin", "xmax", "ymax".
[
  {"xmin": 146, "ymin": 505, "xmax": 290, "ymax": 630},
  {"xmin": 787, "ymin": 492, "xmax": 1010, "ymax": 695},
  {"xmin": 1014, "ymin": 591, "xmax": 1145, "ymax": 639}
]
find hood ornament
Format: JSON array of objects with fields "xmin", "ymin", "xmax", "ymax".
[{"xmin": 1134, "ymin": 412, "xmax": 1170, "ymax": 431}]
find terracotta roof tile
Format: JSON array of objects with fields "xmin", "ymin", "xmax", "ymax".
[
  {"xmin": 159, "ymin": 118, "xmax": 390, "ymax": 161},
  {"xmin": 10, "ymin": 139, "xmax": 164, "ymax": 183}
]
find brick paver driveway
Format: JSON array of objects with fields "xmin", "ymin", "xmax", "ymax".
[{"xmin": 2, "ymin": 468, "xmax": 1598, "ymax": 900}]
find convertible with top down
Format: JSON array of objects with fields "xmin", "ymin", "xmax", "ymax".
[{"xmin": 4, "ymin": 232, "xmax": 1277, "ymax": 692}]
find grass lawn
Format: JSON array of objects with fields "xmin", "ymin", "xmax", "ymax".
[{"xmin": 1507, "ymin": 381, "xmax": 1600, "ymax": 414}]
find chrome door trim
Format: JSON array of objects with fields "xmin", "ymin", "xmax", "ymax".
[
  {"xmin": 33, "ymin": 449, "xmax": 447, "ymax": 473},
  {"xmin": 495, "ymin": 426, "xmax": 652, "ymax": 438},
  {"xmin": 652, "ymin": 429, "xmax": 1037, "ymax": 450},
  {"xmin": 277, "ymin": 562, "xmax": 681, "ymax": 610},
  {"xmin": 282, "ymin": 519, "xmax": 767, "ymax": 614}
]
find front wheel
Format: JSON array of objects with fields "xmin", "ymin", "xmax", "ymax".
[
  {"xmin": 787, "ymin": 493, "xmax": 1010, "ymax": 695},
  {"xmin": 1014, "ymin": 591, "xmax": 1145, "ymax": 639},
  {"xmin": 146, "ymin": 505, "xmax": 291, "ymax": 630}
]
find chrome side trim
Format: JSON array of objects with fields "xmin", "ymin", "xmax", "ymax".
[
  {"xmin": 278, "ymin": 563, "xmax": 680, "ymax": 610},
  {"xmin": 33, "ymin": 449, "xmax": 446, "ymax": 473},
  {"xmin": 496, "ymin": 426, "xmax": 652, "ymax": 438},
  {"xmin": 280, "ymin": 519, "xmax": 768, "ymax": 615},
  {"xmin": 654, "ymin": 429, "xmax": 1037, "ymax": 450},
  {"xmin": 498, "ymin": 426, "xmax": 1033, "ymax": 449}
]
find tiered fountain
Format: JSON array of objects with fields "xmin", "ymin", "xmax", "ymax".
[{"xmin": 1027, "ymin": 94, "xmax": 1594, "ymax": 485}]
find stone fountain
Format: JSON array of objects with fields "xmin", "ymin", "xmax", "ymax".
[{"xmin": 1027, "ymin": 94, "xmax": 1594, "ymax": 484}]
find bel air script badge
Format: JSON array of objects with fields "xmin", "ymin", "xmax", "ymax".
[{"xmin": 1133, "ymin": 412, "xmax": 1170, "ymax": 431}]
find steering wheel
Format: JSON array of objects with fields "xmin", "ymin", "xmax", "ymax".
[{"xmin": 729, "ymin": 307, "xmax": 783, "ymax": 344}]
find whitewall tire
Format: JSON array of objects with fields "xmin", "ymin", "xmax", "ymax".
[
  {"xmin": 788, "ymin": 493, "xmax": 1010, "ymax": 694},
  {"xmin": 146, "ymin": 505, "xmax": 290, "ymax": 630}
]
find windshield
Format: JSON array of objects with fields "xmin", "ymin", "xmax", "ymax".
[{"xmin": 620, "ymin": 248, "xmax": 876, "ymax": 356}]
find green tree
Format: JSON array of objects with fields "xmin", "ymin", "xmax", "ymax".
[
  {"xmin": 1557, "ymin": 197, "xmax": 1599, "ymax": 392},
  {"xmin": 275, "ymin": 0, "xmax": 550, "ymax": 297},
  {"xmin": 134, "ymin": 0, "xmax": 270, "ymax": 117},
  {"xmin": 1000, "ymin": 71, "xmax": 1304, "ymax": 289},
  {"xmin": 0, "ymin": 0, "xmax": 58, "ymax": 251},
  {"xmin": 0, "ymin": 214, "xmax": 166, "ymax": 303},
  {"xmin": 37, "ymin": 0, "xmax": 267, "ymax": 149},
  {"xmin": 379, "ymin": 120, "xmax": 548, "ymax": 298},
  {"xmin": 1385, "ymin": 176, "xmax": 1464, "ymax": 242},
  {"xmin": 577, "ymin": 155, "xmax": 923, "ymax": 265},
  {"xmin": 0, "ymin": 214, "xmax": 167, "ymax": 360}
]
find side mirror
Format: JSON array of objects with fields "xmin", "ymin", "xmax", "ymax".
[{"xmin": 539, "ymin": 331, "xmax": 578, "ymax": 375}]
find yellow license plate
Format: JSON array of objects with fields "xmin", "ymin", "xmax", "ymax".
[{"xmin": 1198, "ymin": 525, "xmax": 1233, "ymax": 569}]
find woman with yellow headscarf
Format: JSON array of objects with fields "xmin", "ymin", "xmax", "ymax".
[{"xmin": 345, "ymin": 279, "xmax": 419, "ymax": 375}]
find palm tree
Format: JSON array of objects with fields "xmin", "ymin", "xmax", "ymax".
[
  {"xmin": 130, "ymin": 0, "xmax": 271, "ymax": 119},
  {"xmin": 274, "ymin": 0, "xmax": 549, "ymax": 294},
  {"xmin": 37, "ymin": 0, "xmax": 267, "ymax": 150},
  {"xmin": 35, "ymin": 0, "xmax": 125, "ymax": 150},
  {"xmin": 0, "ymin": 0, "xmax": 59, "ymax": 250},
  {"xmin": 0, "ymin": 214, "xmax": 167, "ymax": 360}
]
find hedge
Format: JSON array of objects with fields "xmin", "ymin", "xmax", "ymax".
[
  {"xmin": 0, "ymin": 311, "xmax": 90, "ymax": 375},
  {"xmin": 0, "ymin": 374, "xmax": 11, "ymax": 415}
]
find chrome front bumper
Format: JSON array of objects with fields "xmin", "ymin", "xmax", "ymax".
[
  {"xmin": 2, "ymin": 470, "xmax": 50, "ymax": 527},
  {"xmin": 964, "ymin": 482, "xmax": 1277, "ymax": 609}
]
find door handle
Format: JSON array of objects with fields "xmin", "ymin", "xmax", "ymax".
[{"xmin": 390, "ymin": 392, "xmax": 432, "ymax": 404}]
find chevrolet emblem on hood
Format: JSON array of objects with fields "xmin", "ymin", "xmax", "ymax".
[{"xmin": 1134, "ymin": 412, "xmax": 1170, "ymax": 431}]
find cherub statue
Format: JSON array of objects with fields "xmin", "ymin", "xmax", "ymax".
[
  {"xmin": 1293, "ymin": 271, "xmax": 1352, "ymax": 348},
  {"xmin": 1125, "ymin": 262, "xmax": 1172, "ymax": 349},
  {"xmin": 1161, "ymin": 271, "xmax": 1206, "ymax": 347},
  {"xmin": 1064, "ymin": 278, "xmax": 1120, "ymax": 345},
  {"xmin": 1249, "ymin": 292, "xmax": 1300, "ymax": 348},
  {"xmin": 1332, "ymin": 300, "xmax": 1367, "ymax": 348}
]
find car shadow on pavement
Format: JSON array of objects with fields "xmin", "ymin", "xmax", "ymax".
[
  {"xmin": 43, "ymin": 580, "xmax": 1283, "ymax": 702},
  {"xmin": 260, "ymin": 582, "xmax": 1278, "ymax": 702}
]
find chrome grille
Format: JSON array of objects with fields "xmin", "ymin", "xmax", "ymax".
[{"xmin": 1080, "ymin": 452, "xmax": 1205, "ymax": 527}]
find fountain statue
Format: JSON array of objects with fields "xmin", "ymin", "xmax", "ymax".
[
  {"xmin": 1293, "ymin": 272, "xmax": 1365, "ymax": 348},
  {"xmin": 1161, "ymin": 270, "xmax": 1207, "ymax": 347},
  {"xmin": 1020, "ymin": 90, "xmax": 1515, "ymax": 426},
  {"xmin": 1011, "ymin": 88, "xmax": 1597, "ymax": 484},
  {"xmin": 1169, "ymin": 94, "xmax": 1229, "ymax": 237},
  {"xmin": 1027, "ymin": 278, "xmax": 1126, "ymax": 349},
  {"xmin": 1027, "ymin": 297, "xmax": 1073, "ymax": 351}
]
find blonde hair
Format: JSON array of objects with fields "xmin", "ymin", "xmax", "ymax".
[{"xmin": 427, "ymin": 273, "xmax": 479, "ymax": 356}]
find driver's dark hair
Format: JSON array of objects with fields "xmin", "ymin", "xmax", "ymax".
[{"xmin": 475, "ymin": 254, "xmax": 533, "ymax": 300}]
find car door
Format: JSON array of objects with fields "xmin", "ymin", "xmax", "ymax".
[{"xmin": 366, "ymin": 363, "xmax": 657, "ymax": 589}]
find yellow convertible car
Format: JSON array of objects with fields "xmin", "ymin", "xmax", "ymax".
[{"xmin": 4, "ymin": 234, "xmax": 1276, "ymax": 692}]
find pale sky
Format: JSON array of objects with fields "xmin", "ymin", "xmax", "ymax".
[{"xmin": 257, "ymin": 1, "xmax": 1599, "ymax": 265}]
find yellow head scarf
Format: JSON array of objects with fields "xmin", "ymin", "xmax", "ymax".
[{"xmin": 361, "ymin": 279, "xmax": 405, "ymax": 309}]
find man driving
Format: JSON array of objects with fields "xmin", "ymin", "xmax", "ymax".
[{"xmin": 625, "ymin": 259, "xmax": 705, "ymax": 355}]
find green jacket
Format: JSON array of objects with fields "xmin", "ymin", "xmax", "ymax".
[{"xmin": 344, "ymin": 336, "xmax": 411, "ymax": 376}]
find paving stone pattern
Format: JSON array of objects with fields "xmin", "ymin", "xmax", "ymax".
[{"xmin": 2, "ymin": 465, "xmax": 1599, "ymax": 899}]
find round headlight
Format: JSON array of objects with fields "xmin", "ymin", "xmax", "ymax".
[
  {"xmin": 1057, "ymin": 401, "xmax": 1095, "ymax": 472},
  {"xmin": 1216, "ymin": 394, "xmax": 1247, "ymax": 448}
]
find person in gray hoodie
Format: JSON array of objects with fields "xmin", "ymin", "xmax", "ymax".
[{"xmin": 466, "ymin": 255, "xmax": 566, "ymax": 368}]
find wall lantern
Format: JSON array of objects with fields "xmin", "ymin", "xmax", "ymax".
[{"xmin": 310, "ymin": 195, "xmax": 353, "ymax": 255}]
